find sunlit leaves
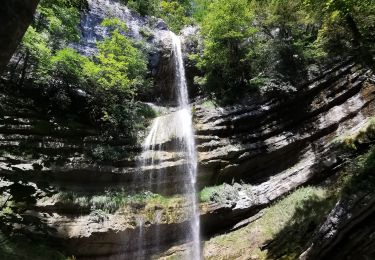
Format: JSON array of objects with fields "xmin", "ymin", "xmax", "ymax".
[
  {"xmin": 159, "ymin": 1, "xmax": 193, "ymax": 32},
  {"xmin": 51, "ymin": 48, "xmax": 92, "ymax": 86},
  {"xmin": 94, "ymin": 18, "xmax": 148, "ymax": 95},
  {"xmin": 101, "ymin": 18, "xmax": 128, "ymax": 34},
  {"xmin": 38, "ymin": 0, "xmax": 81, "ymax": 46},
  {"xmin": 196, "ymin": 0, "xmax": 255, "ymax": 100},
  {"xmin": 21, "ymin": 27, "xmax": 52, "ymax": 84}
]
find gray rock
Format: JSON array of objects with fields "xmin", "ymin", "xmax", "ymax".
[{"xmin": 0, "ymin": 0, "xmax": 39, "ymax": 72}]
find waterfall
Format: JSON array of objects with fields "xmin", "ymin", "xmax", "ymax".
[
  {"xmin": 170, "ymin": 32, "xmax": 200, "ymax": 259},
  {"xmin": 139, "ymin": 32, "xmax": 201, "ymax": 259},
  {"xmin": 73, "ymin": 0, "xmax": 201, "ymax": 257}
]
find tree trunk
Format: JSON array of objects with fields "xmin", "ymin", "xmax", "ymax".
[
  {"xmin": 18, "ymin": 51, "xmax": 30, "ymax": 87},
  {"xmin": 345, "ymin": 14, "xmax": 362, "ymax": 49},
  {"xmin": 345, "ymin": 13, "xmax": 373, "ymax": 67}
]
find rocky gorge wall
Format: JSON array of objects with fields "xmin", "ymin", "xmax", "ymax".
[
  {"xmin": 0, "ymin": 0, "xmax": 375, "ymax": 258},
  {"xmin": 196, "ymin": 61, "xmax": 375, "ymax": 234},
  {"xmin": 0, "ymin": 57, "xmax": 374, "ymax": 259}
]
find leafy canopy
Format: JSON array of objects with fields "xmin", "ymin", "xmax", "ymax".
[{"xmin": 196, "ymin": 0, "xmax": 255, "ymax": 101}]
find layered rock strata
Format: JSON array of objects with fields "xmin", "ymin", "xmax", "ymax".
[
  {"xmin": 0, "ymin": 60, "xmax": 374, "ymax": 258},
  {"xmin": 196, "ymin": 61, "xmax": 375, "ymax": 235}
]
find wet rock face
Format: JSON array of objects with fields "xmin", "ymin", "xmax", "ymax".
[
  {"xmin": 150, "ymin": 32, "xmax": 176, "ymax": 103},
  {"xmin": 150, "ymin": 26, "xmax": 201, "ymax": 103},
  {"xmin": 181, "ymin": 26, "xmax": 201, "ymax": 99},
  {"xmin": 0, "ymin": 0, "xmax": 39, "ymax": 72}
]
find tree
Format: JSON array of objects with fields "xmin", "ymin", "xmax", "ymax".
[
  {"xmin": 196, "ymin": 0, "xmax": 256, "ymax": 101},
  {"xmin": 91, "ymin": 18, "xmax": 148, "ymax": 97},
  {"xmin": 83, "ymin": 18, "xmax": 150, "ymax": 138},
  {"xmin": 192, "ymin": 0, "xmax": 213, "ymax": 23},
  {"xmin": 303, "ymin": 0, "xmax": 375, "ymax": 62},
  {"xmin": 123, "ymin": 0, "xmax": 159, "ymax": 16},
  {"xmin": 50, "ymin": 47, "xmax": 93, "ymax": 87},
  {"xmin": 16, "ymin": 26, "xmax": 52, "ymax": 85},
  {"xmin": 158, "ymin": 1, "xmax": 193, "ymax": 32},
  {"xmin": 9, "ymin": 0, "xmax": 82, "ymax": 86},
  {"xmin": 247, "ymin": 0, "xmax": 316, "ymax": 86}
]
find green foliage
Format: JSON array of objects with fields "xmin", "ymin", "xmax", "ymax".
[
  {"xmin": 158, "ymin": 1, "xmax": 193, "ymax": 32},
  {"xmin": 193, "ymin": 0, "xmax": 374, "ymax": 102},
  {"xmin": 58, "ymin": 191, "xmax": 169, "ymax": 213},
  {"xmin": 9, "ymin": 0, "xmax": 82, "ymax": 86},
  {"xmin": 139, "ymin": 26, "xmax": 154, "ymax": 39},
  {"xmin": 197, "ymin": 0, "xmax": 255, "ymax": 102},
  {"xmin": 93, "ymin": 19, "xmax": 148, "ymax": 96},
  {"xmin": 20, "ymin": 27, "xmax": 52, "ymax": 84},
  {"xmin": 78, "ymin": 18, "xmax": 150, "ymax": 138},
  {"xmin": 200, "ymin": 99, "xmax": 217, "ymax": 109},
  {"xmin": 10, "ymin": 13, "xmax": 151, "ymax": 139},
  {"xmin": 250, "ymin": 0, "xmax": 317, "ymax": 86},
  {"xmin": 200, "ymin": 185, "xmax": 224, "ymax": 202},
  {"xmin": 205, "ymin": 186, "xmax": 335, "ymax": 259},
  {"xmin": 303, "ymin": 0, "xmax": 375, "ymax": 58},
  {"xmin": 333, "ymin": 118, "xmax": 375, "ymax": 151},
  {"xmin": 196, "ymin": 0, "xmax": 321, "ymax": 101},
  {"xmin": 123, "ymin": 0, "xmax": 159, "ymax": 16},
  {"xmin": 50, "ymin": 48, "xmax": 91, "ymax": 86},
  {"xmin": 100, "ymin": 17, "xmax": 128, "ymax": 32},
  {"xmin": 122, "ymin": 0, "xmax": 193, "ymax": 32},
  {"xmin": 331, "ymin": 120, "xmax": 375, "ymax": 203},
  {"xmin": 192, "ymin": 0, "xmax": 213, "ymax": 23},
  {"xmin": 38, "ymin": 0, "xmax": 81, "ymax": 48},
  {"xmin": 264, "ymin": 186, "xmax": 336, "ymax": 259},
  {"xmin": 340, "ymin": 145, "xmax": 375, "ymax": 196}
]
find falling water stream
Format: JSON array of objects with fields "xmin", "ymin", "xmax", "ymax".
[
  {"xmin": 171, "ymin": 32, "xmax": 201, "ymax": 260},
  {"xmin": 139, "ymin": 32, "xmax": 201, "ymax": 259}
]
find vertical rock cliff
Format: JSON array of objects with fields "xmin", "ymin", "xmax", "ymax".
[{"xmin": 0, "ymin": 0, "xmax": 39, "ymax": 72}]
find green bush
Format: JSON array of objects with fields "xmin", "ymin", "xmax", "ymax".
[
  {"xmin": 158, "ymin": 1, "xmax": 193, "ymax": 32},
  {"xmin": 123, "ymin": 0, "xmax": 159, "ymax": 16},
  {"xmin": 12, "ymin": 15, "xmax": 152, "ymax": 140},
  {"xmin": 122, "ymin": 0, "xmax": 193, "ymax": 33}
]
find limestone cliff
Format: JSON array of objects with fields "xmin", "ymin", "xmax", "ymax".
[
  {"xmin": 0, "ymin": 0, "xmax": 375, "ymax": 259},
  {"xmin": 0, "ymin": 57, "xmax": 374, "ymax": 258}
]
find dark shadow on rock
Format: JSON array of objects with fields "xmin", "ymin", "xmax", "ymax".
[
  {"xmin": 265, "ymin": 144, "xmax": 375, "ymax": 260},
  {"xmin": 0, "ymin": 0, "xmax": 39, "ymax": 72},
  {"xmin": 0, "ymin": 180, "xmax": 62, "ymax": 258},
  {"xmin": 264, "ymin": 192, "xmax": 336, "ymax": 259},
  {"xmin": 301, "ymin": 146, "xmax": 375, "ymax": 260}
]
